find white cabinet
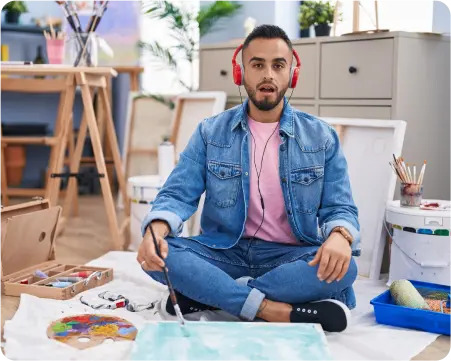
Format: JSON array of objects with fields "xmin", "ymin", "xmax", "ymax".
[{"xmin": 199, "ymin": 32, "xmax": 450, "ymax": 199}]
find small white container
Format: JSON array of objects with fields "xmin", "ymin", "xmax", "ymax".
[
  {"xmin": 127, "ymin": 175, "xmax": 189, "ymax": 251},
  {"xmin": 386, "ymin": 200, "xmax": 450, "ymax": 286}
]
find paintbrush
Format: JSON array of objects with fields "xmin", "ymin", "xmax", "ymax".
[
  {"xmin": 56, "ymin": 1, "xmax": 92, "ymax": 65},
  {"xmin": 148, "ymin": 224, "xmax": 187, "ymax": 332},
  {"xmin": 55, "ymin": 1, "xmax": 80, "ymax": 34},
  {"xmin": 74, "ymin": 0, "xmax": 109, "ymax": 66}
]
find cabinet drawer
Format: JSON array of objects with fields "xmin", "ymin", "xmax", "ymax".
[
  {"xmin": 319, "ymin": 105, "xmax": 391, "ymax": 119},
  {"xmin": 200, "ymin": 48, "xmax": 240, "ymax": 97},
  {"xmin": 320, "ymin": 39, "xmax": 394, "ymax": 99},
  {"xmin": 291, "ymin": 44, "xmax": 316, "ymax": 99},
  {"xmin": 291, "ymin": 103, "xmax": 317, "ymax": 115}
]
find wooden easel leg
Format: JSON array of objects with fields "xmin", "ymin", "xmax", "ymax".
[
  {"xmin": 67, "ymin": 114, "xmax": 79, "ymax": 216},
  {"xmin": 46, "ymin": 75, "xmax": 76, "ymax": 207},
  {"xmin": 77, "ymin": 72, "xmax": 122, "ymax": 250},
  {"xmin": 104, "ymin": 77, "xmax": 115, "ymax": 192},
  {"xmin": 63, "ymin": 112, "xmax": 88, "ymax": 218},
  {"xmin": 1, "ymin": 138, "xmax": 9, "ymax": 206},
  {"xmin": 99, "ymin": 85, "xmax": 129, "ymax": 216}
]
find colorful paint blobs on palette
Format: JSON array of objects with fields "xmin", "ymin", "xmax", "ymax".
[
  {"xmin": 130, "ymin": 322, "xmax": 331, "ymax": 360},
  {"xmin": 47, "ymin": 314, "xmax": 137, "ymax": 350}
]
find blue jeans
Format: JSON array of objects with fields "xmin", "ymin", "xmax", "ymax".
[{"xmin": 144, "ymin": 237, "xmax": 358, "ymax": 321}]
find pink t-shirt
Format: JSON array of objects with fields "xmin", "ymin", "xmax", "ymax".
[{"xmin": 243, "ymin": 116, "xmax": 299, "ymax": 245}]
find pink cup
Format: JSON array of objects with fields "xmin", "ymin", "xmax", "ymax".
[{"xmin": 46, "ymin": 38, "xmax": 65, "ymax": 64}]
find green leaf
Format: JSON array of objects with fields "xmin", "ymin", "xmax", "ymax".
[{"xmin": 197, "ymin": 1, "xmax": 242, "ymax": 37}]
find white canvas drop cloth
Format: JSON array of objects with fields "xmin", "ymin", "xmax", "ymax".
[{"xmin": 4, "ymin": 251, "xmax": 440, "ymax": 360}]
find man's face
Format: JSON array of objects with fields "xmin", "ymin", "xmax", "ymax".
[{"xmin": 242, "ymin": 38, "xmax": 292, "ymax": 111}]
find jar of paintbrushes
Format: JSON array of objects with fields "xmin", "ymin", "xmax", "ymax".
[
  {"xmin": 390, "ymin": 155, "xmax": 427, "ymax": 207},
  {"xmin": 55, "ymin": 0, "xmax": 109, "ymax": 67},
  {"xmin": 67, "ymin": 32, "xmax": 98, "ymax": 67}
]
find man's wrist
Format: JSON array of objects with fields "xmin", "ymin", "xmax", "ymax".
[
  {"xmin": 331, "ymin": 226, "xmax": 353, "ymax": 245},
  {"xmin": 148, "ymin": 220, "xmax": 170, "ymax": 237}
]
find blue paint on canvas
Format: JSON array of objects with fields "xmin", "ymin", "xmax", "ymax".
[{"xmin": 130, "ymin": 322, "xmax": 331, "ymax": 360}]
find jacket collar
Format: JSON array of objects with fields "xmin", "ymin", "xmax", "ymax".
[{"xmin": 230, "ymin": 97, "xmax": 294, "ymax": 137}]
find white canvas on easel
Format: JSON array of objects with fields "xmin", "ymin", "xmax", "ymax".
[
  {"xmin": 323, "ymin": 118, "xmax": 406, "ymax": 280},
  {"xmin": 169, "ymin": 92, "xmax": 226, "ymax": 236},
  {"xmin": 117, "ymin": 92, "xmax": 174, "ymax": 209},
  {"xmin": 170, "ymin": 92, "xmax": 227, "ymax": 160}
]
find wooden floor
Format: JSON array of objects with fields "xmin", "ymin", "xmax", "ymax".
[{"xmin": 1, "ymin": 195, "xmax": 450, "ymax": 359}]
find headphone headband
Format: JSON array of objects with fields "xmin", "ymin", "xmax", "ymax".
[{"xmin": 231, "ymin": 44, "xmax": 301, "ymax": 88}]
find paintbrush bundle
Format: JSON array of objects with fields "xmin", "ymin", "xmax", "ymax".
[
  {"xmin": 55, "ymin": 0, "xmax": 109, "ymax": 66},
  {"xmin": 1, "ymin": 199, "xmax": 113, "ymax": 300},
  {"xmin": 389, "ymin": 154, "xmax": 427, "ymax": 188}
]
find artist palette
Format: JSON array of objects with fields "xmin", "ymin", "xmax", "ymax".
[{"xmin": 47, "ymin": 314, "xmax": 137, "ymax": 350}]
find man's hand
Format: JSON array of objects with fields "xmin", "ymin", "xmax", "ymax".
[
  {"xmin": 308, "ymin": 232, "xmax": 351, "ymax": 283},
  {"xmin": 137, "ymin": 220, "xmax": 170, "ymax": 272}
]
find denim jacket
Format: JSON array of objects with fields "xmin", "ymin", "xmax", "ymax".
[{"xmin": 142, "ymin": 97, "xmax": 361, "ymax": 257}]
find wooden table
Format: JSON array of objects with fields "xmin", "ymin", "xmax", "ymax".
[{"xmin": 1, "ymin": 65, "xmax": 130, "ymax": 250}]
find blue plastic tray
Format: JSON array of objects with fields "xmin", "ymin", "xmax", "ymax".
[{"xmin": 370, "ymin": 280, "xmax": 450, "ymax": 335}]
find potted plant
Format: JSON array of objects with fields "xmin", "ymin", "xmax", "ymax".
[
  {"xmin": 299, "ymin": 2, "xmax": 315, "ymax": 38},
  {"xmin": 2, "ymin": 1, "xmax": 28, "ymax": 24},
  {"xmin": 300, "ymin": 1, "xmax": 338, "ymax": 37}
]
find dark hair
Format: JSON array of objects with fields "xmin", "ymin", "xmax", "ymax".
[{"xmin": 242, "ymin": 24, "xmax": 292, "ymax": 51}]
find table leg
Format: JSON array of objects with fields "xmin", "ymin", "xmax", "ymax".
[
  {"xmin": 46, "ymin": 75, "xmax": 76, "ymax": 206},
  {"xmin": 99, "ymin": 85, "xmax": 129, "ymax": 216},
  {"xmin": 77, "ymin": 72, "xmax": 122, "ymax": 250}
]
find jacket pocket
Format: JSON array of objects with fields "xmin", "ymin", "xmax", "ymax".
[
  {"xmin": 207, "ymin": 160, "xmax": 242, "ymax": 208},
  {"xmin": 291, "ymin": 165, "xmax": 324, "ymax": 214}
]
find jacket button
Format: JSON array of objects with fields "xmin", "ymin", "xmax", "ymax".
[
  {"xmin": 282, "ymin": 177, "xmax": 287, "ymax": 183},
  {"xmin": 220, "ymin": 171, "xmax": 225, "ymax": 176},
  {"xmin": 287, "ymin": 210, "xmax": 292, "ymax": 215}
]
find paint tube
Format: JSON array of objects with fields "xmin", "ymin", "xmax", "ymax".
[
  {"xmin": 34, "ymin": 269, "xmax": 48, "ymax": 278},
  {"xmin": 56, "ymin": 277, "xmax": 83, "ymax": 283},
  {"xmin": 79, "ymin": 291, "xmax": 156, "ymax": 312},
  {"xmin": 46, "ymin": 281, "xmax": 73, "ymax": 288},
  {"xmin": 69, "ymin": 271, "xmax": 94, "ymax": 278}
]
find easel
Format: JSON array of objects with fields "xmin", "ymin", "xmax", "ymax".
[
  {"xmin": 346, "ymin": 1, "xmax": 388, "ymax": 36},
  {"xmin": 1, "ymin": 65, "xmax": 129, "ymax": 250}
]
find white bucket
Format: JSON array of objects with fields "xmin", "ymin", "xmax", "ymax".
[{"xmin": 128, "ymin": 175, "xmax": 188, "ymax": 251}]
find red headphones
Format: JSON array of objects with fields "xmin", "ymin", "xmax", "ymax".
[{"xmin": 232, "ymin": 44, "xmax": 301, "ymax": 89}]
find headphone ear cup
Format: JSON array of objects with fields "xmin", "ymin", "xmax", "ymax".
[
  {"xmin": 233, "ymin": 63, "xmax": 243, "ymax": 86},
  {"xmin": 290, "ymin": 67, "xmax": 300, "ymax": 88}
]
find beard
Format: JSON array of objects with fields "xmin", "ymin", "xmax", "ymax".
[{"xmin": 244, "ymin": 81, "xmax": 288, "ymax": 111}]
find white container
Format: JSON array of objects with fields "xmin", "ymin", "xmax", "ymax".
[
  {"xmin": 386, "ymin": 200, "xmax": 451, "ymax": 286},
  {"xmin": 158, "ymin": 140, "xmax": 175, "ymax": 186},
  {"xmin": 127, "ymin": 175, "xmax": 188, "ymax": 251}
]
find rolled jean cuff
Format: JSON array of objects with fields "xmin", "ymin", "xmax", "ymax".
[{"xmin": 239, "ymin": 288, "xmax": 265, "ymax": 321}]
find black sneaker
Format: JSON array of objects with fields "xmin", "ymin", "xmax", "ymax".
[
  {"xmin": 165, "ymin": 291, "xmax": 219, "ymax": 316},
  {"xmin": 290, "ymin": 299, "xmax": 351, "ymax": 332}
]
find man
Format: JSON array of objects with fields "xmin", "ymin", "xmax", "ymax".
[{"xmin": 137, "ymin": 25, "xmax": 360, "ymax": 332}]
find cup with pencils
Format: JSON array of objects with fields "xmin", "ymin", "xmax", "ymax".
[
  {"xmin": 390, "ymin": 155, "xmax": 427, "ymax": 207},
  {"xmin": 44, "ymin": 20, "xmax": 65, "ymax": 64}
]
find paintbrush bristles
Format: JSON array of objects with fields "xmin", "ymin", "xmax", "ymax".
[{"xmin": 390, "ymin": 155, "xmax": 426, "ymax": 188}]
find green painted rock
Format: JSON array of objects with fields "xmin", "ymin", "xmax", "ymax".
[{"xmin": 390, "ymin": 280, "xmax": 430, "ymax": 310}]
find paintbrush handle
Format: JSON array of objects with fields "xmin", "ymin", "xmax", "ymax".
[
  {"xmin": 148, "ymin": 225, "xmax": 177, "ymax": 300},
  {"xmin": 148, "ymin": 224, "xmax": 185, "ymax": 325}
]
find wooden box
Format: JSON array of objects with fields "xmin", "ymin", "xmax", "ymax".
[{"xmin": 1, "ymin": 199, "xmax": 113, "ymax": 300}]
